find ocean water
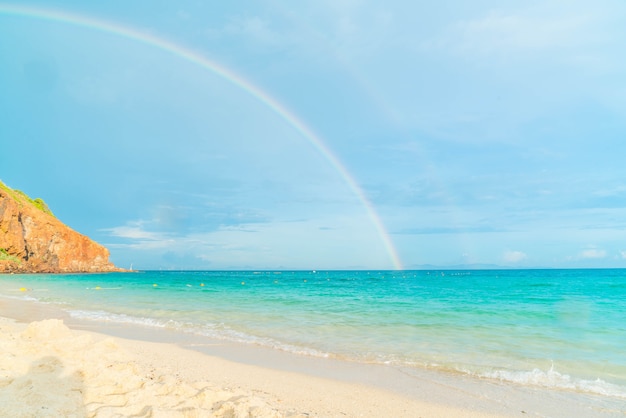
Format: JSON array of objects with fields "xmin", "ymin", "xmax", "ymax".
[{"xmin": 1, "ymin": 269, "xmax": 625, "ymax": 400}]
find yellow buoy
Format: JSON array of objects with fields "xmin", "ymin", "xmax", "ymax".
[
  {"xmin": 19, "ymin": 287, "xmax": 27, "ymax": 292},
  {"xmin": 153, "ymin": 284, "xmax": 158, "ymax": 287},
  {"xmin": 200, "ymin": 283, "xmax": 205, "ymax": 287},
  {"xmin": 95, "ymin": 286, "xmax": 101, "ymax": 290},
  {"xmin": 241, "ymin": 281, "xmax": 245, "ymax": 285}
]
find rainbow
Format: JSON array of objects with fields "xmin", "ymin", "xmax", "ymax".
[{"xmin": 0, "ymin": 3, "xmax": 403, "ymax": 269}]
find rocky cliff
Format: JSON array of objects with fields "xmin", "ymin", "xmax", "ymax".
[{"xmin": 0, "ymin": 181, "xmax": 123, "ymax": 273}]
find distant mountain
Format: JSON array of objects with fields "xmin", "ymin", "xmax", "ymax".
[{"xmin": 0, "ymin": 180, "xmax": 123, "ymax": 273}]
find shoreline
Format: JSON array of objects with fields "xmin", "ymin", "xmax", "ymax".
[{"xmin": 1, "ymin": 296, "xmax": 624, "ymax": 417}]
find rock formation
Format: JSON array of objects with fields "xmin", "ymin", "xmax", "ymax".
[{"xmin": 0, "ymin": 181, "xmax": 123, "ymax": 273}]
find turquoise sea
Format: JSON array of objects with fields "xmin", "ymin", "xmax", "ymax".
[{"xmin": 1, "ymin": 269, "xmax": 625, "ymax": 400}]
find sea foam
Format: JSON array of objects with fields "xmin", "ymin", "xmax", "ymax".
[{"xmin": 481, "ymin": 366, "xmax": 626, "ymax": 399}]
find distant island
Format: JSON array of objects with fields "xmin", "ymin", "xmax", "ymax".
[{"xmin": 0, "ymin": 180, "xmax": 124, "ymax": 273}]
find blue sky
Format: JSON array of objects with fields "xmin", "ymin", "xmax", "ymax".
[{"xmin": 2, "ymin": 0, "xmax": 626, "ymax": 270}]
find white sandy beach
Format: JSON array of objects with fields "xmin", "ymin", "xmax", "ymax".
[{"xmin": 0, "ymin": 314, "xmax": 518, "ymax": 418}]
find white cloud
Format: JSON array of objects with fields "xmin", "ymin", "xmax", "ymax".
[
  {"xmin": 453, "ymin": 11, "xmax": 592, "ymax": 54},
  {"xmin": 104, "ymin": 212, "xmax": 395, "ymax": 270},
  {"xmin": 105, "ymin": 225, "xmax": 162, "ymax": 241},
  {"xmin": 420, "ymin": 2, "xmax": 618, "ymax": 65},
  {"xmin": 503, "ymin": 250, "xmax": 527, "ymax": 263},
  {"xmin": 210, "ymin": 2, "xmax": 396, "ymax": 64},
  {"xmin": 593, "ymin": 185, "xmax": 626, "ymax": 198},
  {"xmin": 579, "ymin": 248, "xmax": 607, "ymax": 259},
  {"xmin": 619, "ymin": 250, "xmax": 626, "ymax": 259},
  {"xmin": 103, "ymin": 223, "xmax": 182, "ymax": 251}
]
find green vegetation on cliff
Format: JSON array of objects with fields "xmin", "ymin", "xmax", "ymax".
[
  {"xmin": 0, "ymin": 180, "xmax": 54, "ymax": 217},
  {"xmin": 0, "ymin": 248, "xmax": 21, "ymax": 264}
]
